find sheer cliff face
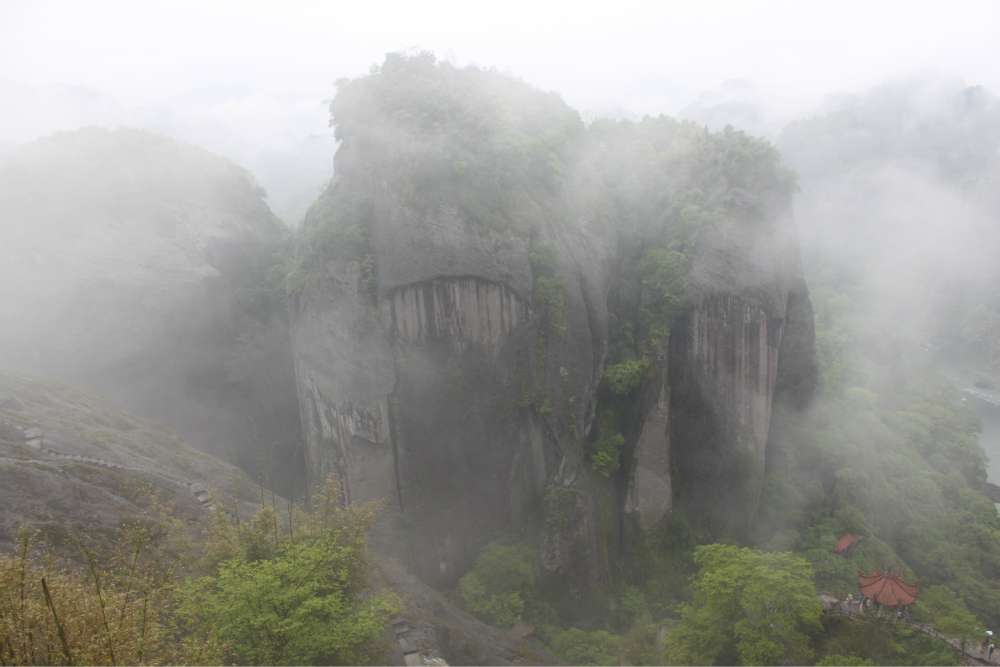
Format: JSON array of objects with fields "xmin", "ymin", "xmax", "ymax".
[
  {"xmin": 290, "ymin": 183, "xmax": 814, "ymax": 586},
  {"xmin": 290, "ymin": 55, "xmax": 816, "ymax": 588},
  {"xmin": 291, "ymin": 177, "xmax": 616, "ymax": 587},
  {"xmin": 668, "ymin": 198, "xmax": 816, "ymax": 533}
]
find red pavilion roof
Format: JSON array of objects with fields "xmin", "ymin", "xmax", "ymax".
[
  {"xmin": 835, "ymin": 533, "xmax": 862, "ymax": 553},
  {"xmin": 858, "ymin": 568, "xmax": 919, "ymax": 606}
]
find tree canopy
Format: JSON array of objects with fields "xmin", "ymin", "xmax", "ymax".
[{"xmin": 664, "ymin": 544, "xmax": 822, "ymax": 666}]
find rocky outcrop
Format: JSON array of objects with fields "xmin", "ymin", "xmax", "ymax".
[
  {"xmin": 0, "ymin": 371, "xmax": 265, "ymax": 555},
  {"xmin": 0, "ymin": 128, "xmax": 302, "ymax": 488},
  {"xmin": 626, "ymin": 362, "xmax": 673, "ymax": 532},
  {"xmin": 373, "ymin": 557, "xmax": 563, "ymax": 666},
  {"xmin": 668, "ymin": 199, "xmax": 816, "ymax": 533},
  {"xmin": 291, "ymin": 186, "xmax": 616, "ymax": 587},
  {"xmin": 290, "ymin": 57, "xmax": 815, "ymax": 588}
]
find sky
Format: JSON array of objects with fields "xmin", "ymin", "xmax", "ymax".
[{"xmin": 1, "ymin": 0, "xmax": 999, "ymax": 220}]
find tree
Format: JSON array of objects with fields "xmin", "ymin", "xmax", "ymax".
[
  {"xmin": 664, "ymin": 544, "xmax": 822, "ymax": 666},
  {"xmin": 456, "ymin": 542, "xmax": 539, "ymax": 629},
  {"xmin": 174, "ymin": 476, "xmax": 398, "ymax": 665},
  {"xmin": 549, "ymin": 627, "xmax": 622, "ymax": 666},
  {"xmin": 919, "ymin": 585, "xmax": 981, "ymax": 651}
]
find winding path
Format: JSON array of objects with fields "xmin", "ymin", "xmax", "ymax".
[
  {"xmin": 826, "ymin": 600, "xmax": 998, "ymax": 665},
  {"xmin": 3, "ymin": 422, "xmax": 223, "ymax": 513}
]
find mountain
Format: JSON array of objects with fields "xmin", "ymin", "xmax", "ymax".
[
  {"xmin": 287, "ymin": 52, "xmax": 816, "ymax": 588},
  {"xmin": 0, "ymin": 127, "xmax": 304, "ymax": 490}
]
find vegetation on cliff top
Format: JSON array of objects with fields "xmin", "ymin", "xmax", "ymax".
[{"xmin": 292, "ymin": 53, "xmax": 796, "ymax": 304}]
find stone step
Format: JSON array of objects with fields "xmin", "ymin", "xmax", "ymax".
[{"xmin": 400, "ymin": 636, "xmax": 418, "ymax": 654}]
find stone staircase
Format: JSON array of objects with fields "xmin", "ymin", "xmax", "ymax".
[{"xmin": 1, "ymin": 419, "xmax": 220, "ymax": 512}]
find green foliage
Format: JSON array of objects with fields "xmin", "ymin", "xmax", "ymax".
[
  {"xmin": 533, "ymin": 274, "xmax": 567, "ymax": 332},
  {"xmin": 603, "ymin": 358, "xmax": 650, "ymax": 395},
  {"xmin": 175, "ymin": 476, "xmax": 398, "ymax": 665},
  {"xmin": 816, "ymin": 654, "xmax": 875, "ymax": 666},
  {"xmin": 548, "ymin": 627, "xmax": 622, "ymax": 666},
  {"xmin": 329, "ymin": 51, "xmax": 584, "ymax": 233},
  {"xmin": 619, "ymin": 585, "xmax": 651, "ymax": 625},
  {"xmin": 638, "ymin": 249, "xmax": 693, "ymax": 318},
  {"xmin": 592, "ymin": 433, "xmax": 625, "ymax": 477},
  {"xmin": 758, "ymin": 273, "xmax": 1000, "ymax": 630},
  {"xmin": 455, "ymin": 542, "xmax": 540, "ymax": 630},
  {"xmin": 664, "ymin": 544, "xmax": 821, "ymax": 666},
  {"xmin": 961, "ymin": 304, "xmax": 1000, "ymax": 361},
  {"xmin": 820, "ymin": 614, "xmax": 956, "ymax": 666},
  {"xmin": 917, "ymin": 585, "xmax": 981, "ymax": 649},
  {"xmin": 589, "ymin": 408, "xmax": 625, "ymax": 476},
  {"xmin": 529, "ymin": 240, "xmax": 560, "ymax": 275},
  {"xmin": 543, "ymin": 483, "xmax": 582, "ymax": 529}
]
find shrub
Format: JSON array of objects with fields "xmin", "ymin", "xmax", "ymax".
[
  {"xmin": 603, "ymin": 358, "xmax": 650, "ymax": 395},
  {"xmin": 0, "ymin": 524, "xmax": 181, "ymax": 666},
  {"xmin": 174, "ymin": 475, "xmax": 398, "ymax": 665},
  {"xmin": 456, "ymin": 542, "xmax": 539, "ymax": 629},
  {"xmin": 543, "ymin": 484, "xmax": 582, "ymax": 530}
]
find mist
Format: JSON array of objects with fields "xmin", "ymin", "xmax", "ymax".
[{"xmin": 3, "ymin": 2, "xmax": 1000, "ymax": 665}]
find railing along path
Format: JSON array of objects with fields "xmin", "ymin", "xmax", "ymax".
[{"xmin": 825, "ymin": 600, "xmax": 998, "ymax": 665}]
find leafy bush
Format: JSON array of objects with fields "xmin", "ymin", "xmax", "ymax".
[
  {"xmin": 175, "ymin": 476, "xmax": 398, "ymax": 665},
  {"xmin": 0, "ymin": 524, "xmax": 184, "ymax": 666},
  {"xmin": 543, "ymin": 483, "xmax": 582, "ymax": 530},
  {"xmin": 591, "ymin": 432, "xmax": 625, "ymax": 476},
  {"xmin": 456, "ymin": 542, "xmax": 539, "ymax": 629},
  {"xmin": 589, "ymin": 409, "xmax": 625, "ymax": 476},
  {"xmin": 529, "ymin": 240, "xmax": 560, "ymax": 275},
  {"xmin": 549, "ymin": 627, "xmax": 622, "ymax": 666},
  {"xmin": 816, "ymin": 655, "xmax": 875, "ymax": 666},
  {"xmin": 603, "ymin": 358, "xmax": 650, "ymax": 395},
  {"xmin": 533, "ymin": 274, "xmax": 567, "ymax": 332}
]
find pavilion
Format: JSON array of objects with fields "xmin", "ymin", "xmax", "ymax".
[{"xmin": 858, "ymin": 567, "xmax": 919, "ymax": 606}]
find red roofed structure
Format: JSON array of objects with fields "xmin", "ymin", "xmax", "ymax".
[
  {"xmin": 835, "ymin": 533, "xmax": 862, "ymax": 553},
  {"xmin": 858, "ymin": 568, "xmax": 919, "ymax": 606}
]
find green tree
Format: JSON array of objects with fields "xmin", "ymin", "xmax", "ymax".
[
  {"xmin": 816, "ymin": 655, "xmax": 875, "ymax": 666},
  {"xmin": 664, "ymin": 544, "xmax": 821, "ymax": 666},
  {"xmin": 456, "ymin": 542, "xmax": 539, "ymax": 629},
  {"xmin": 174, "ymin": 476, "xmax": 398, "ymax": 665},
  {"xmin": 549, "ymin": 627, "xmax": 622, "ymax": 666},
  {"xmin": 919, "ymin": 585, "xmax": 981, "ymax": 651}
]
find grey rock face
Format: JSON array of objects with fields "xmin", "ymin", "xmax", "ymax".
[
  {"xmin": 0, "ymin": 370, "xmax": 265, "ymax": 555},
  {"xmin": 291, "ymin": 180, "xmax": 616, "ymax": 588},
  {"xmin": 372, "ymin": 186, "xmax": 535, "ymax": 298},
  {"xmin": 372, "ymin": 557, "xmax": 563, "ymax": 666},
  {"xmin": 626, "ymin": 364, "xmax": 672, "ymax": 532},
  {"xmin": 668, "ymin": 200, "xmax": 815, "ymax": 533},
  {"xmin": 291, "ymin": 259, "xmax": 396, "ymax": 507},
  {"xmin": 291, "ymin": 172, "xmax": 815, "ymax": 585},
  {"xmin": 0, "ymin": 128, "xmax": 299, "ymax": 478}
]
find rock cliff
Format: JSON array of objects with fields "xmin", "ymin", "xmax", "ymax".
[
  {"xmin": 0, "ymin": 127, "xmax": 303, "ymax": 489},
  {"xmin": 668, "ymin": 196, "xmax": 816, "ymax": 534},
  {"xmin": 0, "ymin": 370, "xmax": 265, "ymax": 554},
  {"xmin": 291, "ymin": 181, "xmax": 615, "ymax": 587},
  {"xmin": 289, "ymin": 54, "xmax": 817, "ymax": 588}
]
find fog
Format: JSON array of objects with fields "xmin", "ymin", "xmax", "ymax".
[
  {"xmin": 3, "ymin": 3, "xmax": 1000, "ymax": 662},
  {"xmin": 3, "ymin": 1, "xmax": 998, "ymax": 226},
  {"xmin": 2, "ymin": 3, "xmax": 998, "ymax": 480}
]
